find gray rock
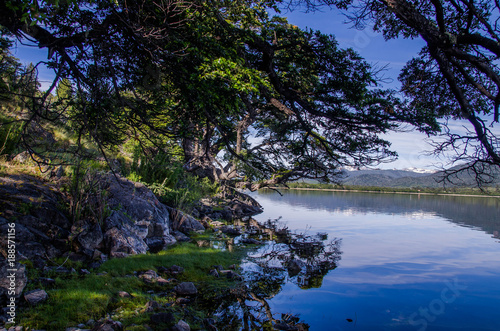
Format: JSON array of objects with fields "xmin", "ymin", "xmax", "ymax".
[
  {"xmin": 173, "ymin": 282, "xmax": 197, "ymax": 296},
  {"xmin": 172, "ymin": 320, "xmax": 190, "ymax": 331},
  {"xmin": 104, "ymin": 216, "xmax": 148, "ymax": 258},
  {"xmin": 220, "ymin": 226, "xmax": 241, "ymax": 236},
  {"xmin": 117, "ymin": 291, "xmax": 132, "ymax": 298},
  {"xmin": 144, "ymin": 300, "xmax": 160, "ymax": 312},
  {"xmin": 241, "ymin": 238, "xmax": 262, "ymax": 245},
  {"xmin": 0, "ymin": 263, "xmax": 27, "ymax": 299},
  {"xmin": 208, "ymin": 269, "xmax": 219, "ymax": 278},
  {"xmin": 172, "ymin": 231, "xmax": 190, "ymax": 242},
  {"xmin": 24, "ymin": 289, "xmax": 48, "ymax": 305},
  {"xmin": 12, "ymin": 151, "xmax": 31, "ymax": 163},
  {"xmin": 170, "ymin": 209, "xmax": 205, "ymax": 234},
  {"xmin": 91, "ymin": 319, "xmax": 123, "ymax": 331},
  {"xmin": 139, "ymin": 270, "xmax": 158, "ymax": 283},
  {"xmin": 175, "ymin": 297, "xmax": 190, "ymax": 304},
  {"xmin": 76, "ymin": 222, "xmax": 103, "ymax": 254}
]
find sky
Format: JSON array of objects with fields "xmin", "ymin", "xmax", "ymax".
[{"xmin": 8, "ymin": 6, "xmax": 498, "ymax": 171}]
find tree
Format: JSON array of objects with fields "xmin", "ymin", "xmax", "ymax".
[
  {"xmin": 0, "ymin": 0, "xmax": 437, "ymax": 189},
  {"xmin": 298, "ymin": 0, "xmax": 500, "ymax": 184}
]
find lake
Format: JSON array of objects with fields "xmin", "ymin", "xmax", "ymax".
[{"xmin": 244, "ymin": 189, "xmax": 500, "ymax": 331}]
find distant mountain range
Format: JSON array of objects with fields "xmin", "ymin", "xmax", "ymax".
[{"xmin": 340, "ymin": 165, "xmax": 500, "ymax": 188}]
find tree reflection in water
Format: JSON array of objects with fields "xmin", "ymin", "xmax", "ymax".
[{"xmin": 211, "ymin": 218, "xmax": 342, "ymax": 330}]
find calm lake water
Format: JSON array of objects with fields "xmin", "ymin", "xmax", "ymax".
[{"xmin": 246, "ymin": 189, "xmax": 500, "ymax": 331}]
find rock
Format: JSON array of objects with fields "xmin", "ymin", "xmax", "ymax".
[
  {"xmin": 105, "ymin": 175, "xmax": 171, "ymax": 238},
  {"xmin": 104, "ymin": 212, "xmax": 149, "ymax": 258},
  {"xmin": 80, "ymin": 269, "xmax": 91, "ymax": 275},
  {"xmin": 173, "ymin": 282, "xmax": 197, "ymax": 296},
  {"xmin": 144, "ymin": 300, "xmax": 160, "ymax": 312},
  {"xmin": 117, "ymin": 291, "xmax": 132, "ymax": 298},
  {"xmin": 212, "ymin": 265, "xmax": 223, "ymax": 271},
  {"xmin": 24, "ymin": 289, "xmax": 48, "ymax": 305},
  {"xmin": 76, "ymin": 222, "xmax": 103, "ymax": 255},
  {"xmin": 12, "ymin": 151, "xmax": 31, "ymax": 163},
  {"xmin": 172, "ymin": 231, "xmax": 190, "ymax": 242},
  {"xmin": 0, "ymin": 175, "xmax": 72, "ymax": 262},
  {"xmin": 157, "ymin": 277, "xmax": 170, "ymax": 285},
  {"xmin": 144, "ymin": 237, "xmax": 165, "ymax": 253},
  {"xmin": 150, "ymin": 312, "xmax": 175, "ymax": 325},
  {"xmin": 91, "ymin": 319, "xmax": 123, "ymax": 331},
  {"xmin": 175, "ymin": 297, "xmax": 190, "ymax": 304},
  {"xmin": 171, "ymin": 320, "xmax": 190, "ymax": 331},
  {"xmin": 287, "ymin": 259, "xmax": 305, "ymax": 277},
  {"xmin": 0, "ymin": 263, "xmax": 27, "ymax": 299},
  {"xmin": 219, "ymin": 226, "xmax": 241, "ymax": 236},
  {"xmin": 139, "ymin": 270, "xmax": 158, "ymax": 283},
  {"xmin": 241, "ymin": 238, "xmax": 262, "ymax": 245},
  {"xmin": 208, "ymin": 269, "xmax": 219, "ymax": 278},
  {"xmin": 170, "ymin": 209, "xmax": 205, "ymax": 235}
]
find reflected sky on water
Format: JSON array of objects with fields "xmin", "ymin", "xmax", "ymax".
[{"xmin": 248, "ymin": 190, "xmax": 500, "ymax": 331}]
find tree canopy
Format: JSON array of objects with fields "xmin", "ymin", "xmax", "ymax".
[
  {"xmin": 0, "ymin": 0, "xmax": 441, "ymax": 189},
  {"xmin": 295, "ymin": 0, "xmax": 500, "ymax": 183}
]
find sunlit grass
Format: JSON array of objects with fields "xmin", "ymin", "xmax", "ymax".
[{"xmin": 18, "ymin": 242, "xmax": 246, "ymax": 330}]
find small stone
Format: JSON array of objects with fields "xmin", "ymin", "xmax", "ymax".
[
  {"xmin": 175, "ymin": 297, "xmax": 190, "ymax": 305},
  {"xmin": 139, "ymin": 270, "xmax": 158, "ymax": 283},
  {"xmin": 117, "ymin": 291, "xmax": 132, "ymax": 298},
  {"xmin": 208, "ymin": 269, "xmax": 219, "ymax": 278},
  {"xmin": 150, "ymin": 312, "xmax": 174, "ymax": 325},
  {"xmin": 241, "ymin": 238, "xmax": 262, "ymax": 245},
  {"xmin": 212, "ymin": 265, "xmax": 223, "ymax": 271},
  {"xmin": 144, "ymin": 300, "xmax": 160, "ymax": 312},
  {"xmin": 78, "ymin": 324, "xmax": 87, "ymax": 328},
  {"xmin": 171, "ymin": 320, "xmax": 190, "ymax": 331},
  {"xmin": 228, "ymin": 264, "xmax": 237, "ymax": 270},
  {"xmin": 157, "ymin": 277, "xmax": 170, "ymax": 285},
  {"xmin": 173, "ymin": 282, "xmax": 197, "ymax": 296},
  {"xmin": 24, "ymin": 289, "xmax": 48, "ymax": 305},
  {"xmin": 91, "ymin": 319, "xmax": 123, "ymax": 331},
  {"xmin": 80, "ymin": 269, "xmax": 91, "ymax": 275}
]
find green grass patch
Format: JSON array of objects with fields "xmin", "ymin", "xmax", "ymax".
[{"xmin": 17, "ymin": 242, "xmax": 247, "ymax": 330}]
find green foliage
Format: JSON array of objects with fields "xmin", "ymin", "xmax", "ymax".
[
  {"xmin": 67, "ymin": 161, "xmax": 111, "ymax": 224},
  {"xmin": 123, "ymin": 150, "xmax": 219, "ymax": 211},
  {"xmin": 0, "ymin": 113, "xmax": 23, "ymax": 155}
]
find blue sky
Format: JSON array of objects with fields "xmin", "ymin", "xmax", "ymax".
[{"xmin": 10, "ymin": 7, "xmax": 496, "ymax": 171}]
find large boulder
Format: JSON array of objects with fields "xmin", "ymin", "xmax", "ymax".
[
  {"xmin": 100, "ymin": 174, "xmax": 176, "ymax": 255},
  {"xmin": 0, "ymin": 175, "xmax": 72, "ymax": 263},
  {"xmin": 170, "ymin": 209, "xmax": 205, "ymax": 235}
]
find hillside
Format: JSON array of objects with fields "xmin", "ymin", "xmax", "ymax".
[{"xmin": 341, "ymin": 166, "xmax": 500, "ymax": 188}]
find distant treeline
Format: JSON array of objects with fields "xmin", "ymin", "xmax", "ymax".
[{"xmin": 274, "ymin": 182, "xmax": 500, "ymax": 196}]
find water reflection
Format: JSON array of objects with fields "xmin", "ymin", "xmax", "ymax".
[
  {"xmin": 246, "ymin": 190, "xmax": 500, "ymax": 331},
  {"xmin": 207, "ymin": 218, "xmax": 343, "ymax": 330},
  {"xmin": 255, "ymin": 189, "xmax": 500, "ymax": 238}
]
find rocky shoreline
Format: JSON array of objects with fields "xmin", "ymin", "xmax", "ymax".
[{"xmin": 0, "ymin": 172, "xmax": 264, "ymax": 330}]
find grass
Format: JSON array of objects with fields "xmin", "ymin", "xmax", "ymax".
[{"xmin": 17, "ymin": 241, "xmax": 247, "ymax": 331}]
